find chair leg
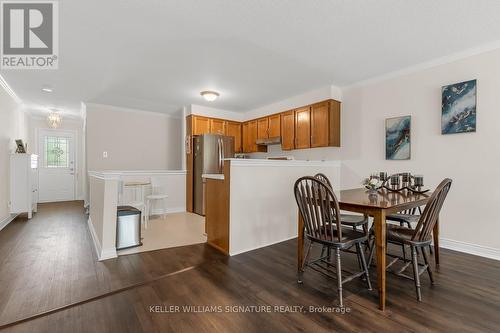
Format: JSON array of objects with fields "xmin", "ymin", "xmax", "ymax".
[
  {"xmin": 362, "ymin": 224, "xmax": 370, "ymax": 251},
  {"xmin": 411, "ymin": 246, "xmax": 422, "ymax": 301},
  {"xmin": 421, "ymin": 246, "xmax": 435, "ymax": 285},
  {"xmin": 335, "ymin": 247, "xmax": 343, "ymax": 307},
  {"xmin": 357, "ymin": 243, "xmax": 372, "ymax": 290},
  {"xmin": 298, "ymin": 241, "xmax": 312, "ymax": 284},
  {"xmin": 145, "ymin": 200, "xmax": 150, "ymax": 229},
  {"xmin": 367, "ymin": 237, "xmax": 375, "ymax": 267}
]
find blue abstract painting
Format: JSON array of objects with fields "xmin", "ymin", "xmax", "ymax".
[
  {"xmin": 441, "ymin": 79, "xmax": 476, "ymax": 134},
  {"xmin": 386, "ymin": 116, "xmax": 411, "ymax": 160}
]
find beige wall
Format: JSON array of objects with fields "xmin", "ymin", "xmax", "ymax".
[
  {"xmin": 86, "ymin": 104, "xmax": 182, "ymax": 171},
  {"xmin": 0, "ymin": 85, "xmax": 26, "ymax": 224},
  {"xmin": 27, "ymin": 115, "xmax": 85, "ymax": 200},
  {"xmin": 250, "ymin": 48, "xmax": 500, "ymax": 252}
]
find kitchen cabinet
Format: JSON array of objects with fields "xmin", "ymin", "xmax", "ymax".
[
  {"xmin": 257, "ymin": 118, "xmax": 269, "ymax": 140},
  {"xmin": 281, "ymin": 110, "xmax": 295, "ymax": 150},
  {"xmin": 192, "ymin": 116, "xmax": 211, "ymax": 135},
  {"xmin": 268, "ymin": 114, "xmax": 281, "ymax": 138},
  {"xmin": 294, "ymin": 106, "xmax": 311, "ymax": 149},
  {"xmin": 242, "ymin": 120, "xmax": 267, "ymax": 153},
  {"xmin": 311, "ymin": 101, "xmax": 329, "ymax": 147},
  {"xmin": 311, "ymin": 100, "xmax": 341, "ymax": 147},
  {"xmin": 209, "ymin": 118, "xmax": 226, "ymax": 135},
  {"xmin": 257, "ymin": 115, "xmax": 280, "ymax": 140},
  {"xmin": 242, "ymin": 122, "xmax": 249, "ymax": 153},
  {"xmin": 226, "ymin": 121, "xmax": 242, "ymax": 153}
]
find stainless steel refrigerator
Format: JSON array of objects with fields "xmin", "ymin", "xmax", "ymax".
[{"xmin": 193, "ymin": 134, "xmax": 235, "ymax": 215}]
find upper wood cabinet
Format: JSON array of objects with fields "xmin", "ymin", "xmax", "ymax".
[
  {"xmin": 192, "ymin": 116, "xmax": 211, "ymax": 135},
  {"xmin": 209, "ymin": 118, "xmax": 226, "ymax": 135},
  {"xmin": 247, "ymin": 120, "xmax": 258, "ymax": 152},
  {"xmin": 294, "ymin": 106, "xmax": 311, "ymax": 149},
  {"xmin": 281, "ymin": 111, "xmax": 295, "ymax": 151},
  {"xmin": 311, "ymin": 100, "xmax": 341, "ymax": 147},
  {"xmin": 242, "ymin": 120, "xmax": 267, "ymax": 153},
  {"xmin": 268, "ymin": 114, "xmax": 281, "ymax": 138},
  {"xmin": 226, "ymin": 121, "xmax": 242, "ymax": 153},
  {"xmin": 257, "ymin": 118, "xmax": 269, "ymax": 140},
  {"xmin": 242, "ymin": 122, "xmax": 249, "ymax": 153},
  {"xmin": 311, "ymin": 101, "xmax": 329, "ymax": 147}
]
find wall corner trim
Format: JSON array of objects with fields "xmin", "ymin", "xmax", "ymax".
[{"xmin": 87, "ymin": 217, "xmax": 117, "ymax": 261}]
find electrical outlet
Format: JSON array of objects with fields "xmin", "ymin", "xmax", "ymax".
[{"xmin": 103, "ymin": 151, "xmax": 108, "ymax": 158}]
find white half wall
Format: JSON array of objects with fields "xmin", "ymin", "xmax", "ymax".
[{"xmin": 229, "ymin": 159, "xmax": 341, "ymax": 256}]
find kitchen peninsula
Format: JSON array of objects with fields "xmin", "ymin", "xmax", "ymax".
[{"xmin": 203, "ymin": 158, "xmax": 341, "ymax": 255}]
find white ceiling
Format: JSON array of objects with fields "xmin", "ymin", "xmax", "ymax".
[{"xmin": 3, "ymin": 0, "xmax": 500, "ymax": 117}]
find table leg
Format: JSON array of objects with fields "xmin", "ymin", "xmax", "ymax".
[
  {"xmin": 373, "ymin": 209, "xmax": 387, "ymax": 311},
  {"xmin": 433, "ymin": 217, "xmax": 440, "ymax": 266},
  {"xmin": 297, "ymin": 211, "xmax": 304, "ymax": 274}
]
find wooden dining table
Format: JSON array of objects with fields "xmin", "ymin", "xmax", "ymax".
[{"xmin": 297, "ymin": 187, "xmax": 437, "ymax": 311}]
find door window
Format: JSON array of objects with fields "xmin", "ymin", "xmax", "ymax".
[{"xmin": 44, "ymin": 136, "xmax": 69, "ymax": 168}]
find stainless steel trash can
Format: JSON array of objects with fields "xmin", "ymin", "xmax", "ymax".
[{"xmin": 116, "ymin": 206, "xmax": 142, "ymax": 250}]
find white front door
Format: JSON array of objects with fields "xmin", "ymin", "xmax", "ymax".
[{"xmin": 38, "ymin": 129, "xmax": 76, "ymax": 202}]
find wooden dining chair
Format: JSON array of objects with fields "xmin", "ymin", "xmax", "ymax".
[
  {"xmin": 314, "ymin": 173, "xmax": 370, "ymax": 266},
  {"xmin": 295, "ymin": 176, "xmax": 372, "ymax": 307},
  {"xmin": 369, "ymin": 178, "xmax": 452, "ymax": 301}
]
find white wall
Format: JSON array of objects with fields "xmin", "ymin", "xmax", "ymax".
[
  {"xmin": 27, "ymin": 115, "xmax": 85, "ymax": 200},
  {"xmin": 0, "ymin": 80, "xmax": 26, "ymax": 227},
  {"xmin": 249, "ymin": 48, "xmax": 500, "ymax": 254},
  {"xmin": 86, "ymin": 103, "xmax": 182, "ymax": 171}
]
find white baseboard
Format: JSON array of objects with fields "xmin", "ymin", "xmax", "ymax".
[
  {"xmin": 87, "ymin": 217, "xmax": 117, "ymax": 261},
  {"xmin": 229, "ymin": 235, "xmax": 297, "ymax": 256},
  {"xmin": 439, "ymin": 237, "xmax": 500, "ymax": 261},
  {"xmin": 0, "ymin": 214, "xmax": 18, "ymax": 232},
  {"xmin": 150, "ymin": 207, "xmax": 185, "ymax": 215}
]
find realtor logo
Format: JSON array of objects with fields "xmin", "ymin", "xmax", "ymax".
[{"xmin": 1, "ymin": 1, "xmax": 58, "ymax": 69}]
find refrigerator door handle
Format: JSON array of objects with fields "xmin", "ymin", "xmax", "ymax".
[
  {"xmin": 217, "ymin": 138, "xmax": 222, "ymax": 172},
  {"xmin": 221, "ymin": 137, "xmax": 225, "ymax": 161}
]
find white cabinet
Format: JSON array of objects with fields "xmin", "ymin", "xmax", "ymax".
[{"xmin": 10, "ymin": 154, "xmax": 39, "ymax": 219}]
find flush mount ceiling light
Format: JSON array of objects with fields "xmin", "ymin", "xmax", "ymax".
[
  {"xmin": 200, "ymin": 90, "xmax": 219, "ymax": 102},
  {"xmin": 47, "ymin": 109, "xmax": 62, "ymax": 128},
  {"xmin": 42, "ymin": 87, "xmax": 53, "ymax": 93}
]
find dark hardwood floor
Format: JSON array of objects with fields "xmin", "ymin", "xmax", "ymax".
[{"xmin": 1, "ymin": 202, "xmax": 499, "ymax": 332}]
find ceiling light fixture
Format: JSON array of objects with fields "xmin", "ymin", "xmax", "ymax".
[
  {"xmin": 47, "ymin": 109, "xmax": 62, "ymax": 128},
  {"xmin": 42, "ymin": 87, "xmax": 53, "ymax": 93},
  {"xmin": 200, "ymin": 90, "xmax": 219, "ymax": 102}
]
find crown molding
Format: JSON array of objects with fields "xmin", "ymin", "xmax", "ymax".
[
  {"xmin": 0, "ymin": 74, "xmax": 22, "ymax": 104},
  {"xmin": 85, "ymin": 102, "xmax": 181, "ymax": 119}
]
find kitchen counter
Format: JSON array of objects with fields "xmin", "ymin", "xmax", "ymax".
[{"xmin": 205, "ymin": 159, "xmax": 341, "ymax": 256}]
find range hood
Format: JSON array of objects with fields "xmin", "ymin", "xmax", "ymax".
[{"xmin": 256, "ymin": 136, "xmax": 281, "ymax": 145}]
